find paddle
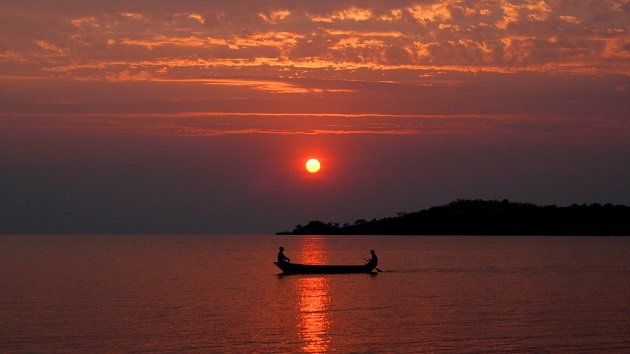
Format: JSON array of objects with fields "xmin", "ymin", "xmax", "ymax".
[{"xmin": 364, "ymin": 258, "xmax": 383, "ymax": 272}]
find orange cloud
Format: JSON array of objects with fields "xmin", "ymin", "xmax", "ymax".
[
  {"xmin": 497, "ymin": 0, "xmax": 552, "ymax": 29},
  {"xmin": 407, "ymin": 3, "xmax": 451, "ymax": 23},
  {"xmin": 119, "ymin": 35, "xmax": 226, "ymax": 49},
  {"xmin": 326, "ymin": 30, "xmax": 403, "ymax": 38},
  {"xmin": 119, "ymin": 12, "xmax": 147, "ymax": 21},
  {"xmin": 105, "ymin": 70, "xmax": 152, "ymax": 82},
  {"xmin": 2, "ymin": 0, "xmax": 630, "ymax": 89},
  {"xmin": 188, "ymin": 13, "xmax": 205, "ymax": 24},
  {"xmin": 35, "ymin": 40, "xmax": 68, "ymax": 55},
  {"xmin": 259, "ymin": 9, "xmax": 291, "ymax": 23},
  {"xmin": 559, "ymin": 15, "xmax": 581, "ymax": 24},
  {"xmin": 379, "ymin": 9, "xmax": 404, "ymax": 22},
  {"xmin": 70, "ymin": 16, "xmax": 99, "ymax": 29},
  {"xmin": 330, "ymin": 37, "xmax": 385, "ymax": 50},
  {"xmin": 200, "ymin": 79, "xmax": 354, "ymax": 94},
  {"xmin": 228, "ymin": 31, "xmax": 304, "ymax": 50},
  {"xmin": 310, "ymin": 7, "xmax": 373, "ymax": 22}
]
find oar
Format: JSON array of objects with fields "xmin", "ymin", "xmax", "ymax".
[{"xmin": 364, "ymin": 258, "xmax": 383, "ymax": 272}]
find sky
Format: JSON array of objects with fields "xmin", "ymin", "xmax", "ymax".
[{"xmin": 1, "ymin": 0, "xmax": 629, "ymax": 234}]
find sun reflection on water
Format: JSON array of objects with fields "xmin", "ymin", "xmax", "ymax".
[
  {"xmin": 297, "ymin": 276, "xmax": 331, "ymax": 353},
  {"xmin": 298, "ymin": 237, "xmax": 329, "ymax": 265},
  {"xmin": 294, "ymin": 237, "xmax": 332, "ymax": 353}
]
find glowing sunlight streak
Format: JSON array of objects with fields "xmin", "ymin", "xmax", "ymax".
[
  {"xmin": 295, "ymin": 237, "xmax": 332, "ymax": 353},
  {"xmin": 297, "ymin": 277, "xmax": 332, "ymax": 353}
]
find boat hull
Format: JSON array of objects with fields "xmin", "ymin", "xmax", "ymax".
[{"xmin": 274, "ymin": 261, "xmax": 375, "ymax": 274}]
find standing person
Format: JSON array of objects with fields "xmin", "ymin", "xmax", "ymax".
[{"xmin": 277, "ymin": 246, "xmax": 290, "ymax": 263}]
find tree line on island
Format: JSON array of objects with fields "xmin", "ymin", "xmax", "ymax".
[{"xmin": 277, "ymin": 199, "xmax": 630, "ymax": 235}]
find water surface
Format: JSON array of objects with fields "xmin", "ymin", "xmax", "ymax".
[{"xmin": 1, "ymin": 235, "xmax": 629, "ymax": 353}]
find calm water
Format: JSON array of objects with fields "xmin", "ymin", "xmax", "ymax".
[{"xmin": 1, "ymin": 235, "xmax": 629, "ymax": 353}]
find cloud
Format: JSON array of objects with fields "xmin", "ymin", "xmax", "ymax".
[
  {"xmin": 35, "ymin": 40, "xmax": 69, "ymax": 55},
  {"xmin": 559, "ymin": 15, "xmax": 582, "ymax": 24},
  {"xmin": 407, "ymin": 3, "xmax": 451, "ymax": 23},
  {"xmin": 200, "ymin": 78, "xmax": 355, "ymax": 94},
  {"xmin": 3, "ymin": 111, "xmax": 628, "ymax": 140},
  {"xmin": 118, "ymin": 35, "xmax": 226, "ymax": 49},
  {"xmin": 309, "ymin": 6, "xmax": 373, "ymax": 22},
  {"xmin": 119, "ymin": 12, "xmax": 147, "ymax": 22},
  {"xmin": 259, "ymin": 9, "xmax": 291, "ymax": 23},
  {"xmin": 188, "ymin": 13, "xmax": 205, "ymax": 24},
  {"xmin": 70, "ymin": 16, "xmax": 100, "ymax": 29},
  {"xmin": 1, "ymin": 1, "xmax": 629, "ymax": 94}
]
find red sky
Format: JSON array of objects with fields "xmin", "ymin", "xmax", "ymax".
[{"xmin": 1, "ymin": 1, "xmax": 629, "ymax": 233}]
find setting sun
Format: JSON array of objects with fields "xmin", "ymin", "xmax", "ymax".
[{"xmin": 305, "ymin": 158, "xmax": 321, "ymax": 173}]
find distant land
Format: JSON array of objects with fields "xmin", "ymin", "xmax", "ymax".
[{"xmin": 277, "ymin": 199, "xmax": 630, "ymax": 235}]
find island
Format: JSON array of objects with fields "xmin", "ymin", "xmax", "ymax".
[{"xmin": 277, "ymin": 199, "xmax": 630, "ymax": 235}]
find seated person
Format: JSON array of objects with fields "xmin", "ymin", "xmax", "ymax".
[
  {"xmin": 367, "ymin": 250, "xmax": 378, "ymax": 267},
  {"xmin": 277, "ymin": 246, "xmax": 290, "ymax": 263}
]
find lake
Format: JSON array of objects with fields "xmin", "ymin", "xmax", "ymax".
[{"xmin": 1, "ymin": 235, "xmax": 629, "ymax": 353}]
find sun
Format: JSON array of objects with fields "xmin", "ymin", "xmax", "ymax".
[{"xmin": 305, "ymin": 158, "xmax": 321, "ymax": 173}]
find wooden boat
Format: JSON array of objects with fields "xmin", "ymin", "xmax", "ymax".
[{"xmin": 274, "ymin": 261, "xmax": 376, "ymax": 274}]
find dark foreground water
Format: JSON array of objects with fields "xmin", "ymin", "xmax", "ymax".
[{"xmin": 1, "ymin": 235, "xmax": 629, "ymax": 353}]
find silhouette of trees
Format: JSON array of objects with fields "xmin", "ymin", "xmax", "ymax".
[{"xmin": 278, "ymin": 199, "xmax": 630, "ymax": 235}]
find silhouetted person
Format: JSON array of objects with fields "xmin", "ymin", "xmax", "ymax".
[
  {"xmin": 277, "ymin": 246, "xmax": 290, "ymax": 263},
  {"xmin": 368, "ymin": 250, "xmax": 378, "ymax": 267}
]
